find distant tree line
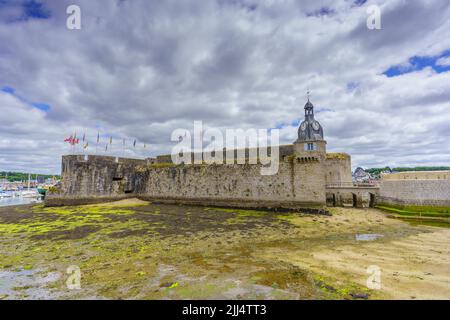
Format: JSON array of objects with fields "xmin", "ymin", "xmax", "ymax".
[
  {"xmin": 0, "ymin": 171, "xmax": 60, "ymax": 182},
  {"xmin": 365, "ymin": 166, "xmax": 449, "ymax": 175}
]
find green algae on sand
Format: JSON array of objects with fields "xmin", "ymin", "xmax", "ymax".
[{"xmin": 0, "ymin": 200, "xmax": 448, "ymax": 299}]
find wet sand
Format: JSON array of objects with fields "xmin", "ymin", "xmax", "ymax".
[{"xmin": 0, "ymin": 200, "xmax": 448, "ymax": 299}]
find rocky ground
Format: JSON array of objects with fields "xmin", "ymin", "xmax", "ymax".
[{"xmin": 0, "ymin": 199, "xmax": 449, "ymax": 300}]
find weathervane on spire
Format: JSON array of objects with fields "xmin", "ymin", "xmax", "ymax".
[{"xmin": 306, "ymin": 88, "xmax": 310, "ymax": 102}]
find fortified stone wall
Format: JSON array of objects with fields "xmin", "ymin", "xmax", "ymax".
[
  {"xmin": 47, "ymin": 154, "xmax": 329, "ymax": 208},
  {"xmin": 46, "ymin": 155, "xmax": 147, "ymax": 206},
  {"xmin": 379, "ymin": 179, "xmax": 450, "ymax": 206},
  {"xmin": 135, "ymin": 158, "xmax": 326, "ymax": 209},
  {"xmin": 156, "ymin": 144, "xmax": 295, "ymax": 164},
  {"xmin": 324, "ymin": 153, "xmax": 352, "ymax": 185}
]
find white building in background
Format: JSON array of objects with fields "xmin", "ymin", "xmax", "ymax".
[{"xmin": 353, "ymin": 167, "xmax": 372, "ymax": 182}]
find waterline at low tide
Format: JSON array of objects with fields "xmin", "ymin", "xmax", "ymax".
[{"xmin": 0, "ymin": 192, "xmax": 42, "ymax": 207}]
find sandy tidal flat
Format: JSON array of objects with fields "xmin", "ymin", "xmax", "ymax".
[{"xmin": 0, "ymin": 199, "xmax": 449, "ymax": 300}]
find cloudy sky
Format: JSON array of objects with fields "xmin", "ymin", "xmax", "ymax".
[{"xmin": 1, "ymin": 0, "xmax": 449, "ymax": 174}]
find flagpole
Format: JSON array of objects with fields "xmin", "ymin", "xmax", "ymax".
[
  {"xmin": 96, "ymin": 132, "xmax": 99, "ymax": 155},
  {"xmin": 109, "ymin": 136, "xmax": 113, "ymax": 157},
  {"xmin": 82, "ymin": 131, "xmax": 86, "ymax": 157}
]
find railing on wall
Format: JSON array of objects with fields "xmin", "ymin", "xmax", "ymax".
[{"xmin": 326, "ymin": 182, "xmax": 379, "ymax": 188}]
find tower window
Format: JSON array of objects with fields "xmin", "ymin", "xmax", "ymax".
[{"xmin": 305, "ymin": 143, "xmax": 316, "ymax": 151}]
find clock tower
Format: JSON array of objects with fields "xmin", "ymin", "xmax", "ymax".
[{"xmin": 294, "ymin": 95, "xmax": 326, "ymax": 158}]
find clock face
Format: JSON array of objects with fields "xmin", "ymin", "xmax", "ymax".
[
  {"xmin": 312, "ymin": 121, "xmax": 320, "ymax": 131},
  {"xmin": 300, "ymin": 122, "xmax": 307, "ymax": 131}
]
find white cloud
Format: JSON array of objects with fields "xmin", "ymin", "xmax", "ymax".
[
  {"xmin": 0, "ymin": 0, "xmax": 449, "ymax": 174},
  {"xmin": 436, "ymin": 56, "xmax": 450, "ymax": 66}
]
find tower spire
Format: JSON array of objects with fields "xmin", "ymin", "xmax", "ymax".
[
  {"xmin": 304, "ymin": 89, "xmax": 314, "ymax": 120},
  {"xmin": 296, "ymin": 88, "xmax": 324, "ymax": 144}
]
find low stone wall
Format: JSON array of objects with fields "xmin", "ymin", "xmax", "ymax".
[
  {"xmin": 44, "ymin": 194, "xmax": 137, "ymax": 207},
  {"xmin": 381, "ymin": 171, "xmax": 449, "ymax": 180},
  {"xmin": 379, "ymin": 179, "xmax": 450, "ymax": 206},
  {"xmin": 137, "ymin": 196, "xmax": 329, "ymax": 213}
]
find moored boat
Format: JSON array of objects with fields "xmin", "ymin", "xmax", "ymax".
[
  {"xmin": 37, "ymin": 187, "xmax": 48, "ymax": 195},
  {"xmin": 20, "ymin": 190, "xmax": 40, "ymax": 198}
]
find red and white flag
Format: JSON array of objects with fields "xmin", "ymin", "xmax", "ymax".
[{"xmin": 64, "ymin": 136, "xmax": 79, "ymax": 146}]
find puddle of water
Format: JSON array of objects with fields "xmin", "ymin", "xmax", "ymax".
[
  {"xmin": 0, "ymin": 269, "xmax": 61, "ymax": 299},
  {"xmin": 221, "ymin": 280, "xmax": 298, "ymax": 300},
  {"xmin": 355, "ymin": 234, "xmax": 384, "ymax": 241}
]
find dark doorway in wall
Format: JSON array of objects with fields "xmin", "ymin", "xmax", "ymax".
[
  {"xmin": 326, "ymin": 193, "xmax": 337, "ymax": 207},
  {"xmin": 352, "ymin": 193, "xmax": 357, "ymax": 207},
  {"xmin": 369, "ymin": 193, "xmax": 376, "ymax": 207}
]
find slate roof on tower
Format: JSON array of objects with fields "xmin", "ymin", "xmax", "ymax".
[{"xmin": 297, "ymin": 98, "xmax": 324, "ymax": 142}]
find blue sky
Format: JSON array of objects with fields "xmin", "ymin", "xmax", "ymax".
[
  {"xmin": 383, "ymin": 50, "xmax": 450, "ymax": 77},
  {"xmin": 2, "ymin": 86, "xmax": 51, "ymax": 112},
  {"xmin": 0, "ymin": 0, "xmax": 51, "ymax": 22},
  {"xmin": 22, "ymin": 0, "xmax": 51, "ymax": 19}
]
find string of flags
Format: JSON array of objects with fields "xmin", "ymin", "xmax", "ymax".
[{"xmin": 64, "ymin": 131, "xmax": 149, "ymax": 154}]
